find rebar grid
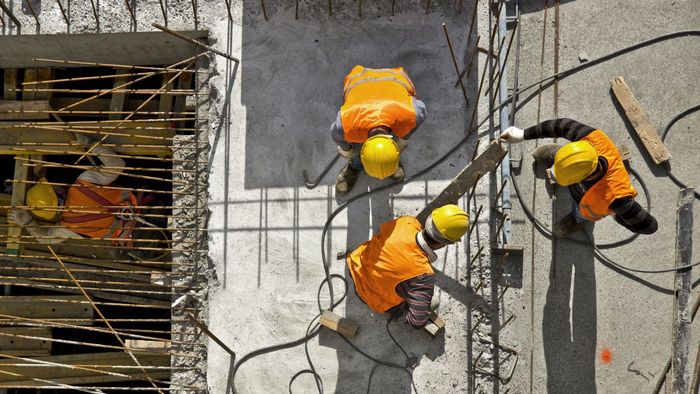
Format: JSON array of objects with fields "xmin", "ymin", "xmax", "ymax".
[{"xmin": 0, "ymin": 53, "xmax": 207, "ymax": 391}]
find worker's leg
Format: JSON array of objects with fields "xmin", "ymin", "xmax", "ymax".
[
  {"xmin": 390, "ymin": 161, "xmax": 405, "ymax": 180},
  {"xmin": 336, "ymin": 144, "xmax": 362, "ymax": 194}
]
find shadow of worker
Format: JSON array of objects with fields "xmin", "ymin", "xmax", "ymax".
[
  {"xmin": 323, "ymin": 178, "xmax": 430, "ymax": 394},
  {"xmin": 542, "ymin": 187, "xmax": 597, "ymax": 393}
]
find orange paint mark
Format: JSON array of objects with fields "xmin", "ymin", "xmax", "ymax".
[{"xmin": 600, "ymin": 348, "xmax": 612, "ymax": 364}]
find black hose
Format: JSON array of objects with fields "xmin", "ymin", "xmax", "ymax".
[
  {"xmin": 660, "ymin": 104, "xmax": 700, "ymax": 199},
  {"xmin": 230, "ymin": 30, "xmax": 700, "ymax": 393}
]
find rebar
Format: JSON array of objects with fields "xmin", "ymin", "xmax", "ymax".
[
  {"xmin": 10, "ymin": 148, "xmax": 196, "ymax": 164},
  {"xmin": 158, "ymin": 0, "xmax": 167, "ymax": 24},
  {"xmin": 33, "ymin": 58, "xmax": 197, "ymax": 73},
  {"xmin": 467, "ymin": 205, "xmax": 483, "ymax": 238},
  {"xmin": 152, "ymin": 24, "xmax": 240, "ymax": 63},
  {"xmin": 443, "ymin": 23, "xmax": 469, "ymax": 106},
  {"xmin": 89, "ymin": 0, "xmax": 99, "ymax": 30},
  {"xmin": 0, "ymin": 1, "xmax": 21, "ymax": 31},
  {"xmin": 17, "ymin": 157, "xmax": 196, "ymax": 173},
  {"xmin": 13, "ymin": 123, "xmax": 178, "ymax": 143},
  {"xmin": 7, "ymin": 179, "xmax": 190, "ymax": 196},
  {"xmin": 295, "ymin": 0, "xmax": 299, "ymax": 18},
  {"xmin": 466, "ymin": 0, "xmax": 480, "ymax": 43},
  {"xmin": 191, "ymin": 0, "xmax": 198, "ymax": 27},
  {"xmin": 6, "ymin": 109, "xmax": 195, "ymax": 116},
  {"xmin": 468, "ymin": 245, "xmax": 485, "ymax": 270},
  {"xmin": 24, "ymin": 0, "xmax": 39, "ymax": 27},
  {"xmin": 11, "ymin": 87, "xmax": 196, "ymax": 95},
  {"xmin": 54, "ymin": 0, "xmax": 69, "ymax": 27},
  {"xmin": 260, "ymin": 0, "xmax": 267, "ymax": 20},
  {"xmin": 124, "ymin": 0, "xmax": 137, "ymax": 26},
  {"xmin": 186, "ymin": 313, "xmax": 236, "ymax": 358},
  {"xmin": 454, "ymin": 35, "xmax": 481, "ymax": 88},
  {"xmin": 391, "ymin": 0, "xmax": 395, "ymax": 15},
  {"xmin": 224, "ymin": 0, "xmax": 233, "ymax": 21},
  {"xmin": 0, "ymin": 276, "xmax": 183, "ymax": 295}
]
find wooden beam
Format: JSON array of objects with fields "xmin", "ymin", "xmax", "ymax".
[
  {"xmin": 0, "ymin": 100, "xmax": 52, "ymax": 120},
  {"xmin": 0, "ymin": 327, "xmax": 52, "ymax": 356},
  {"xmin": 3, "ymin": 69, "xmax": 18, "ymax": 100},
  {"xmin": 125, "ymin": 339, "xmax": 171, "ymax": 353},
  {"xmin": 0, "ymin": 351, "xmax": 169, "ymax": 385},
  {"xmin": 50, "ymin": 97, "xmax": 160, "ymax": 115},
  {"xmin": 0, "ymin": 295, "xmax": 93, "ymax": 325},
  {"xmin": 0, "ymin": 193, "xmax": 10, "ymax": 216},
  {"xmin": 610, "ymin": 76, "xmax": 671, "ymax": 165},
  {"xmin": 417, "ymin": 141, "xmax": 506, "ymax": 225},
  {"xmin": 158, "ymin": 73, "xmax": 176, "ymax": 119},
  {"xmin": 320, "ymin": 309, "xmax": 358, "ymax": 338},
  {"xmin": 108, "ymin": 69, "xmax": 130, "ymax": 120},
  {"xmin": 21, "ymin": 69, "xmax": 38, "ymax": 101},
  {"xmin": 672, "ymin": 187, "xmax": 693, "ymax": 393},
  {"xmin": 423, "ymin": 312, "xmax": 445, "ymax": 338},
  {"xmin": 173, "ymin": 71, "xmax": 193, "ymax": 128},
  {"xmin": 34, "ymin": 69, "xmax": 55, "ymax": 101},
  {"xmin": 6, "ymin": 154, "xmax": 30, "ymax": 255}
]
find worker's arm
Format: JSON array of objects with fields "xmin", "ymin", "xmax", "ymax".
[
  {"xmin": 8, "ymin": 210, "xmax": 80, "ymax": 244},
  {"xmin": 330, "ymin": 111, "xmax": 353, "ymax": 151},
  {"xmin": 395, "ymin": 273, "xmax": 435, "ymax": 329},
  {"xmin": 400, "ymin": 98, "xmax": 428, "ymax": 140},
  {"xmin": 609, "ymin": 197, "xmax": 658, "ymax": 234},
  {"xmin": 500, "ymin": 118, "xmax": 596, "ymax": 143},
  {"xmin": 523, "ymin": 118, "xmax": 596, "ymax": 141},
  {"xmin": 76, "ymin": 146, "xmax": 125, "ymax": 186}
]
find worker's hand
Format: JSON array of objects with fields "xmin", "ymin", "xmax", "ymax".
[
  {"xmin": 8, "ymin": 209, "xmax": 33, "ymax": 226},
  {"xmin": 396, "ymin": 137, "xmax": 410, "ymax": 152},
  {"xmin": 499, "ymin": 126, "xmax": 525, "ymax": 143},
  {"xmin": 337, "ymin": 146, "xmax": 355, "ymax": 160}
]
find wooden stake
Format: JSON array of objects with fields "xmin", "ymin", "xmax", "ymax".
[
  {"xmin": 443, "ymin": 23, "xmax": 469, "ymax": 106},
  {"xmin": 672, "ymin": 188, "xmax": 693, "ymax": 393}
]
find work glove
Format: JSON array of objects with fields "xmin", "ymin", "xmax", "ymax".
[
  {"xmin": 396, "ymin": 137, "xmax": 410, "ymax": 152},
  {"xmin": 337, "ymin": 146, "xmax": 355, "ymax": 160},
  {"xmin": 9, "ymin": 209, "xmax": 33, "ymax": 226},
  {"xmin": 499, "ymin": 126, "xmax": 525, "ymax": 143}
]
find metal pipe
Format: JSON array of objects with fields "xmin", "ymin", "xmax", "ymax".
[{"xmin": 497, "ymin": 0, "xmax": 512, "ymax": 245}]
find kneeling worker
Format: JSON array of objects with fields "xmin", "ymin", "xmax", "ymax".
[
  {"xmin": 346, "ymin": 204, "xmax": 468, "ymax": 329},
  {"xmin": 8, "ymin": 138, "xmax": 150, "ymax": 259},
  {"xmin": 331, "ymin": 65, "xmax": 427, "ymax": 194},
  {"xmin": 499, "ymin": 118, "xmax": 658, "ymax": 236}
]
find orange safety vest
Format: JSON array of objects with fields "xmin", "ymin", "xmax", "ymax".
[
  {"xmin": 346, "ymin": 216, "xmax": 434, "ymax": 313},
  {"xmin": 61, "ymin": 179, "xmax": 138, "ymax": 240},
  {"xmin": 578, "ymin": 130, "xmax": 637, "ymax": 221},
  {"xmin": 340, "ymin": 65, "xmax": 418, "ymax": 143}
]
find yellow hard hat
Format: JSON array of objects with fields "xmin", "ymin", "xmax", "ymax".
[
  {"xmin": 551, "ymin": 141, "xmax": 598, "ymax": 186},
  {"xmin": 360, "ymin": 135, "xmax": 400, "ymax": 179},
  {"xmin": 26, "ymin": 178, "xmax": 58, "ymax": 222},
  {"xmin": 430, "ymin": 204, "xmax": 470, "ymax": 243}
]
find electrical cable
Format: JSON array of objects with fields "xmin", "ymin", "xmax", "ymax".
[{"xmin": 229, "ymin": 30, "xmax": 700, "ymax": 393}]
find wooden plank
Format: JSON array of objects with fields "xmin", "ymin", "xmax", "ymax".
[
  {"xmin": 0, "ymin": 352, "xmax": 169, "ymax": 385},
  {"xmin": 21, "ymin": 69, "xmax": 38, "ymax": 101},
  {"xmin": 320, "ymin": 310, "xmax": 358, "ymax": 338},
  {"xmin": 417, "ymin": 141, "xmax": 506, "ymax": 225},
  {"xmin": 3, "ymin": 69, "xmax": 18, "ymax": 100},
  {"xmin": 0, "ymin": 100, "xmax": 52, "ymax": 120},
  {"xmin": 672, "ymin": 187, "xmax": 693, "ymax": 393},
  {"xmin": 6, "ymin": 154, "xmax": 29, "ymax": 255},
  {"xmin": 108, "ymin": 69, "xmax": 130, "ymax": 120},
  {"xmin": 0, "ymin": 327, "xmax": 51, "ymax": 356},
  {"xmin": 610, "ymin": 76, "xmax": 671, "ymax": 165},
  {"xmin": 158, "ymin": 73, "xmax": 176, "ymax": 119},
  {"xmin": 0, "ymin": 295, "xmax": 93, "ymax": 325},
  {"xmin": 34, "ymin": 68, "xmax": 55, "ymax": 101},
  {"xmin": 0, "ymin": 193, "xmax": 10, "ymax": 216},
  {"xmin": 173, "ymin": 72, "xmax": 193, "ymax": 128},
  {"xmin": 423, "ymin": 312, "xmax": 445, "ymax": 338},
  {"xmin": 125, "ymin": 339, "xmax": 171, "ymax": 353}
]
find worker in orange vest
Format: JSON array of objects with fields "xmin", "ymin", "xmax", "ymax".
[
  {"xmin": 346, "ymin": 204, "xmax": 468, "ymax": 329},
  {"xmin": 500, "ymin": 118, "xmax": 658, "ymax": 237},
  {"xmin": 331, "ymin": 65, "xmax": 427, "ymax": 194},
  {"xmin": 8, "ymin": 137, "xmax": 153, "ymax": 259}
]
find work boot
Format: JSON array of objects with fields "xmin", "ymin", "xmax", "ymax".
[
  {"xmin": 552, "ymin": 211, "xmax": 585, "ymax": 238},
  {"xmin": 532, "ymin": 143, "xmax": 562, "ymax": 167},
  {"xmin": 335, "ymin": 164, "xmax": 361, "ymax": 194},
  {"xmin": 391, "ymin": 163, "xmax": 405, "ymax": 180}
]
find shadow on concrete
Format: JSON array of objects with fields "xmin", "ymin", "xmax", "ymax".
[
  {"xmin": 239, "ymin": 2, "xmax": 476, "ymax": 190},
  {"xmin": 542, "ymin": 188, "xmax": 597, "ymax": 393},
  {"xmin": 519, "ymin": 0, "xmax": 579, "ymax": 14}
]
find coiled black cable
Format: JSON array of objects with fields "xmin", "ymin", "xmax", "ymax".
[{"xmin": 229, "ymin": 30, "xmax": 700, "ymax": 393}]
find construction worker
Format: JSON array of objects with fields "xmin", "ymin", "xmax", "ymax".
[
  {"xmin": 8, "ymin": 136, "xmax": 159, "ymax": 259},
  {"xmin": 331, "ymin": 65, "xmax": 427, "ymax": 194},
  {"xmin": 346, "ymin": 204, "xmax": 469, "ymax": 329},
  {"xmin": 499, "ymin": 118, "xmax": 658, "ymax": 236}
]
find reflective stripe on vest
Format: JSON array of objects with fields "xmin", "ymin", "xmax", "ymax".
[
  {"xmin": 346, "ymin": 216, "xmax": 434, "ymax": 313},
  {"xmin": 340, "ymin": 65, "xmax": 418, "ymax": 143},
  {"xmin": 578, "ymin": 130, "xmax": 637, "ymax": 221},
  {"xmin": 60, "ymin": 179, "xmax": 137, "ymax": 239}
]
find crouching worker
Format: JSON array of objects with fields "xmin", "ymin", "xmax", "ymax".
[
  {"xmin": 8, "ymin": 141, "xmax": 164, "ymax": 261},
  {"xmin": 345, "ymin": 204, "xmax": 468, "ymax": 329},
  {"xmin": 499, "ymin": 118, "xmax": 658, "ymax": 237},
  {"xmin": 331, "ymin": 65, "xmax": 427, "ymax": 194}
]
